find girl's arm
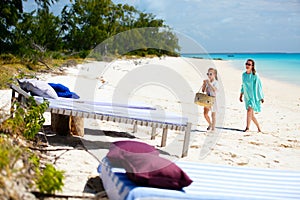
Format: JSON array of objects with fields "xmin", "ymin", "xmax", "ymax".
[
  {"xmin": 206, "ymin": 81, "xmax": 217, "ymax": 92},
  {"xmin": 201, "ymin": 80, "xmax": 206, "ymax": 92}
]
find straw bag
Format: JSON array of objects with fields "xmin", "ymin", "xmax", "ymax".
[{"xmin": 194, "ymin": 92, "xmax": 215, "ymax": 107}]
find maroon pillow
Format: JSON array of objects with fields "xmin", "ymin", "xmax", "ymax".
[
  {"xmin": 123, "ymin": 153, "xmax": 193, "ymax": 190},
  {"xmin": 107, "ymin": 140, "xmax": 159, "ymax": 167}
]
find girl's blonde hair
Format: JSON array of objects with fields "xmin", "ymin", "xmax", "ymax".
[{"xmin": 208, "ymin": 68, "xmax": 218, "ymax": 80}]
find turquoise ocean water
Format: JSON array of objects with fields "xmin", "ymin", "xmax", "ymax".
[{"xmin": 181, "ymin": 53, "xmax": 300, "ymax": 86}]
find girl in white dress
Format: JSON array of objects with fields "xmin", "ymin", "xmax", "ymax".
[{"xmin": 201, "ymin": 68, "xmax": 219, "ymax": 131}]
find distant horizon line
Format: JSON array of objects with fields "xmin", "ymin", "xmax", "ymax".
[{"xmin": 180, "ymin": 52, "xmax": 300, "ymax": 54}]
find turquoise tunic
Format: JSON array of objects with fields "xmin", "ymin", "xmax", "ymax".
[{"xmin": 241, "ymin": 72, "xmax": 264, "ymax": 112}]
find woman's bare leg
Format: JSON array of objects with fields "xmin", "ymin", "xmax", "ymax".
[
  {"xmin": 251, "ymin": 112, "xmax": 261, "ymax": 132},
  {"xmin": 245, "ymin": 108, "xmax": 253, "ymax": 131},
  {"xmin": 204, "ymin": 107, "xmax": 211, "ymax": 130}
]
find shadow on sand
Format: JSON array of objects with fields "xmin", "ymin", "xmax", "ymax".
[
  {"xmin": 216, "ymin": 127, "xmax": 244, "ymax": 132},
  {"xmin": 42, "ymin": 125, "xmax": 177, "ymax": 198}
]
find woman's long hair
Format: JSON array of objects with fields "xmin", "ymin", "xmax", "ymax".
[
  {"xmin": 247, "ymin": 59, "xmax": 256, "ymax": 75},
  {"xmin": 208, "ymin": 68, "xmax": 218, "ymax": 80}
]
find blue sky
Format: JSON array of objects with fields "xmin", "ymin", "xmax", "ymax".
[{"xmin": 24, "ymin": 0, "xmax": 300, "ymax": 53}]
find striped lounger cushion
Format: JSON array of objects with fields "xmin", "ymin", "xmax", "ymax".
[{"xmin": 99, "ymin": 157, "xmax": 300, "ymax": 200}]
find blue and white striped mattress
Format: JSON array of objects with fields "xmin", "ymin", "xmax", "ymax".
[{"xmin": 98, "ymin": 157, "xmax": 300, "ymax": 200}]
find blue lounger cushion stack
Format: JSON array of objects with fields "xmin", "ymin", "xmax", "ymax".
[{"xmin": 99, "ymin": 156, "xmax": 300, "ymax": 200}]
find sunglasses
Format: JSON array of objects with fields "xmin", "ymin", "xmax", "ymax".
[
  {"xmin": 245, "ymin": 63, "xmax": 252, "ymax": 66},
  {"xmin": 207, "ymin": 72, "xmax": 213, "ymax": 76}
]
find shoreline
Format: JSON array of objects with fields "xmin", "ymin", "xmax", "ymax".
[
  {"xmin": 226, "ymin": 59, "xmax": 300, "ymax": 87},
  {"xmin": 181, "ymin": 53, "xmax": 300, "ymax": 86}
]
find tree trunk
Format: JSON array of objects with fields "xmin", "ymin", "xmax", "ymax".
[
  {"xmin": 51, "ymin": 113, "xmax": 70, "ymax": 135},
  {"xmin": 51, "ymin": 114, "xmax": 84, "ymax": 136},
  {"xmin": 69, "ymin": 116, "xmax": 84, "ymax": 136}
]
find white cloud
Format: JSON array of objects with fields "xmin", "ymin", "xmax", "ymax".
[
  {"xmin": 25, "ymin": 0, "xmax": 300, "ymax": 52},
  {"xmin": 123, "ymin": 0, "xmax": 300, "ymax": 52}
]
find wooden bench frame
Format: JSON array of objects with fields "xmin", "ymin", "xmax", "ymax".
[{"xmin": 10, "ymin": 84, "xmax": 192, "ymax": 157}]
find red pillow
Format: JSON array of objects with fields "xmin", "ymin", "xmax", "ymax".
[
  {"xmin": 123, "ymin": 153, "xmax": 193, "ymax": 190},
  {"xmin": 107, "ymin": 140, "xmax": 159, "ymax": 167}
]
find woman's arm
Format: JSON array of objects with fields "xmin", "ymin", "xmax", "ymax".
[{"xmin": 239, "ymin": 93, "xmax": 243, "ymax": 102}]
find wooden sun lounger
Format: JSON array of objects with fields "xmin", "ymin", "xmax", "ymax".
[{"xmin": 10, "ymin": 84, "xmax": 192, "ymax": 157}]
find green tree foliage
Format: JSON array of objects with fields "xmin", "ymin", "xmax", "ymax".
[
  {"xmin": 1, "ymin": 0, "xmax": 179, "ymax": 59},
  {"xmin": 0, "ymin": 96, "xmax": 64, "ymax": 196},
  {"xmin": 36, "ymin": 164, "xmax": 64, "ymax": 194},
  {"xmin": 0, "ymin": 137, "xmax": 65, "ymax": 196},
  {"xmin": 13, "ymin": 10, "xmax": 62, "ymax": 60},
  {"xmin": 0, "ymin": 0, "xmax": 59, "ymax": 54},
  {"xmin": 0, "ymin": 0, "xmax": 23, "ymax": 53},
  {"xmin": 0, "ymin": 97, "xmax": 49, "ymax": 140},
  {"xmin": 0, "ymin": 137, "xmax": 22, "ymax": 177}
]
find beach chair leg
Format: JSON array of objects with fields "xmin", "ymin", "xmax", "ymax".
[
  {"xmin": 10, "ymin": 89, "xmax": 16, "ymax": 115},
  {"xmin": 161, "ymin": 127, "xmax": 168, "ymax": 147},
  {"xmin": 151, "ymin": 125, "xmax": 157, "ymax": 140},
  {"xmin": 182, "ymin": 123, "xmax": 192, "ymax": 157},
  {"xmin": 51, "ymin": 113, "xmax": 70, "ymax": 135}
]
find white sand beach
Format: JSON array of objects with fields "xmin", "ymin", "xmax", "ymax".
[{"xmin": 1, "ymin": 57, "xmax": 300, "ymax": 197}]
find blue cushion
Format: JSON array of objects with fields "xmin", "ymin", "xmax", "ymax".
[{"xmin": 48, "ymin": 83, "xmax": 80, "ymax": 99}]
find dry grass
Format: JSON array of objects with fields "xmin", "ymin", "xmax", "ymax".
[{"xmin": 0, "ymin": 55, "xmax": 84, "ymax": 89}]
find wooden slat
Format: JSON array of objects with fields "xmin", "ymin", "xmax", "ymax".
[
  {"xmin": 158, "ymin": 123, "xmax": 163, "ymax": 129},
  {"xmin": 132, "ymin": 121, "xmax": 137, "ymax": 133},
  {"xmin": 83, "ymin": 112, "xmax": 88, "ymax": 118},
  {"xmin": 137, "ymin": 120, "xmax": 142, "ymax": 126},
  {"xmin": 73, "ymin": 111, "xmax": 79, "ymax": 116},
  {"xmin": 120, "ymin": 118, "xmax": 125, "ymax": 124},
  {"xmin": 144, "ymin": 121, "xmax": 148, "ymax": 126},
  {"xmin": 65, "ymin": 110, "xmax": 71, "ymax": 115},
  {"xmin": 103, "ymin": 116, "xmax": 108, "ymax": 121},
  {"xmin": 10, "ymin": 84, "xmax": 31, "ymax": 99},
  {"xmin": 116, "ymin": 117, "xmax": 122, "ymax": 123},
  {"xmin": 86, "ymin": 113, "xmax": 93, "ymax": 119}
]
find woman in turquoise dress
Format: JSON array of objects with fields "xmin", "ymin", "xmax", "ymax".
[{"xmin": 239, "ymin": 59, "xmax": 264, "ymax": 132}]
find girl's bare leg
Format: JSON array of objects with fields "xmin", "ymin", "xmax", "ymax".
[
  {"xmin": 211, "ymin": 112, "xmax": 216, "ymax": 130},
  {"xmin": 245, "ymin": 108, "xmax": 253, "ymax": 131},
  {"xmin": 251, "ymin": 112, "xmax": 261, "ymax": 132},
  {"xmin": 204, "ymin": 107, "xmax": 211, "ymax": 130}
]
